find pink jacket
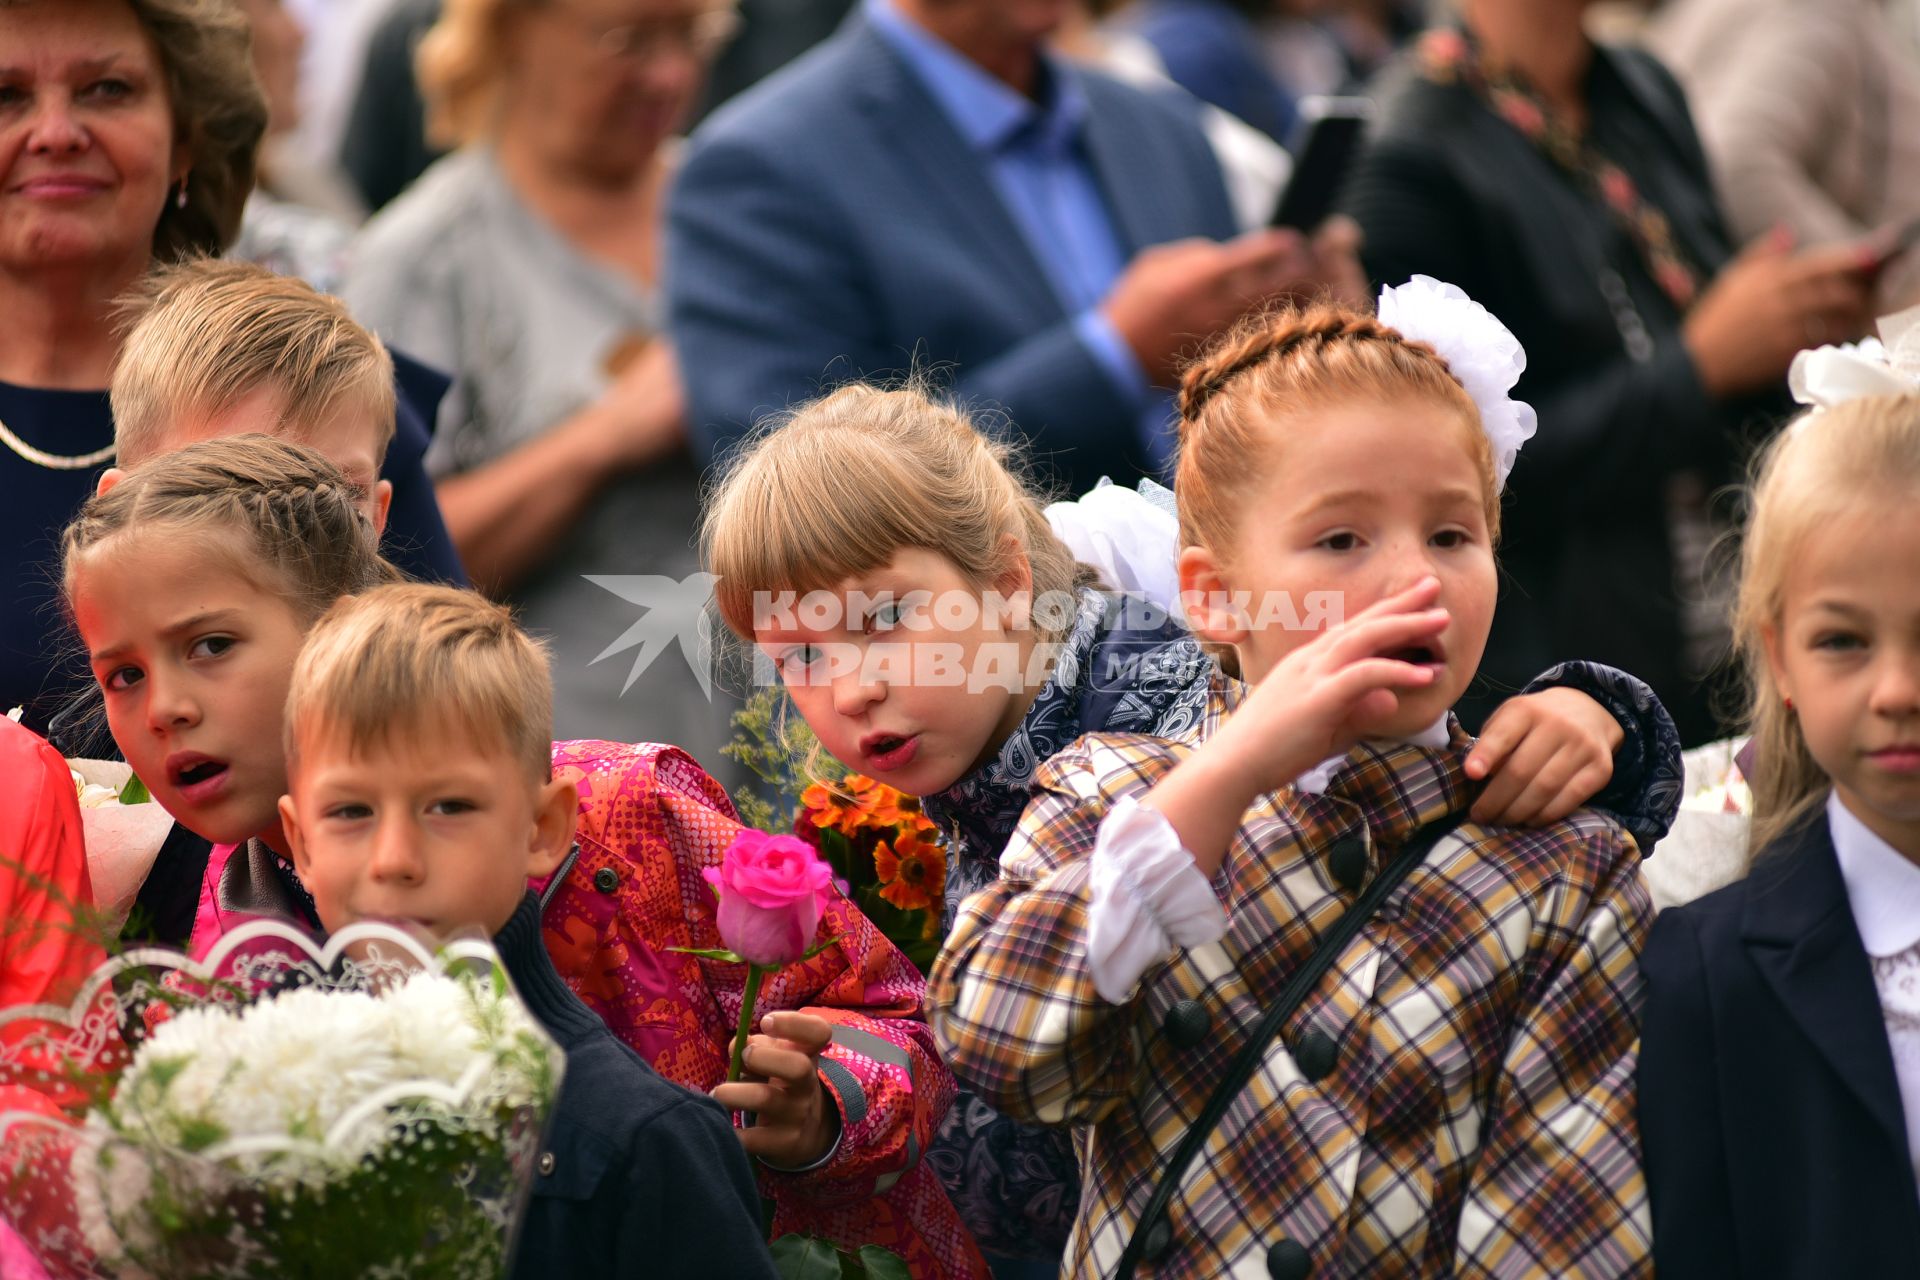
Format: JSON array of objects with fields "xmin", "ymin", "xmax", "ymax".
[{"xmin": 536, "ymin": 741, "xmax": 985, "ymax": 1280}]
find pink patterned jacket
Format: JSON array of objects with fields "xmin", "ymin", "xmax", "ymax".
[{"xmin": 536, "ymin": 741, "xmax": 985, "ymax": 1280}]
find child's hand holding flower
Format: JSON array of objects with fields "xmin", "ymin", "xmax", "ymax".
[
  {"xmin": 685, "ymin": 829, "xmax": 845, "ymax": 1168},
  {"xmin": 715, "ymin": 1010, "xmax": 842, "ymax": 1169}
]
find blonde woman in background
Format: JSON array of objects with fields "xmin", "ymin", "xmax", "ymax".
[{"xmin": 342, "ymin": 0, "xmax": 743, "ymax": 771}]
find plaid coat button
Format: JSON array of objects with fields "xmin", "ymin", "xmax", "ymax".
[
  {"xmin": 1294, "ymin": 1028, "xmax": 1338, "ymax": 1083},
  {"xmin": 1327, "ymin": 835, "xmax": 1368, "ymax": 893},
  {"xmin": 1267, "ymin": 1238, "xmax": 1310, "ymax": 1279},
  {"xmin": 1162, "ymin": 999, "xmax": 1211, "ymax": 1050}
]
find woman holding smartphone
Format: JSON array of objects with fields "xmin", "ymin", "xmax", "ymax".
[{"xmin": 1342, "ymin": 0, "xmax": 1877, "ymax": 745}]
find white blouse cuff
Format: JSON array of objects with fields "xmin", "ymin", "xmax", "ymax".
[{"xmin": 1087, "ymin": 796, "xmax": 1228, "ymax": 1004}]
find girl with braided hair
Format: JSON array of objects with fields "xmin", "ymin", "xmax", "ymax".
[
  {"xmin": 704, "ymin": 371, "xmax": 1678, "ymax": 1269},
  {"xmin": 927, "ymin": 280, "xmax": 1656, "ymax": 1278},
  {"xmin": 62, "ymin": 434, "xmax": 403, "ymax": 947}
]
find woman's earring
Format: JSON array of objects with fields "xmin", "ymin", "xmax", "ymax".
[
  {"xmin": 1784, "ymin": 696, "xmax": 1795, "ymax": 712},
  {"xmin": 173, "ymin": 176, "xmax": 189, "ymax": 210}
]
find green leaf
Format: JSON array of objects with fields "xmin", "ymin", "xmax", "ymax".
[
  {"xmin": 769, "ymin": 1234, "xmax": 843, "ymax": 1280},
  {"xmin": 854, "ymin": 1245, "xmax": 912, "ymax": 1280},
  {"xmin": 174, "ymin": 1115, "xmax": 227, "ymax": 1153},
  {"xmin": 800, "ymin": 934, "xmax": 842, "ymax": 962},
  {"xmin": 665, "ymin": 946, "xmax": 745, "ymax": 964},
  {"xmin": 118, "ymin": 772, "xmax": 151, "ymax": 805}
]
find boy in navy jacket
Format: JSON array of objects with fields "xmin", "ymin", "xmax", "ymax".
[{"xmin": 277, "ymin": 582, "xmax": 777, "ymax": 1279}]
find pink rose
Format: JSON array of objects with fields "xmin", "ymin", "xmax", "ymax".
[{"xmin": 703, "ymin": 829, "xmax": 834, "ymax": 966}]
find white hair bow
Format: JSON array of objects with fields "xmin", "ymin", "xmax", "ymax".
[
  {"xmin": 1789, "ymin": 304, "xmax": 1920, "ymax": 414},
  {"xmin": 1375, "ymin": 276, "xmax": 1539, "ymax": 491}
]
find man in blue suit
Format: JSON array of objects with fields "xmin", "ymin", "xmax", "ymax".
[{"xmin": 665, "ymin": 0, "xmax": 1361, "ymax": 492}]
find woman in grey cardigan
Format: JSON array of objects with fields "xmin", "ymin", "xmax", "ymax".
[
  {"xmin": 343, "ymin": 0, "xmax": 742, "ymax": 768},
  {"xmin": 1654, "ymin": 0, "xmax": 1920, "ymax": 309}
]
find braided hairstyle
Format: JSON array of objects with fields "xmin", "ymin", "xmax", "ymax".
[
  {"xmin": 63, "ymin": 435, "xmax": 401, "ymax": 620},
  {"xmin": 1175, "ymin": 301, "xmax": 1498, "ymax": 563}
]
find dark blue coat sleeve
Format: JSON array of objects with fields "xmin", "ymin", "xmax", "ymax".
[
  {"xmin": 1519, "ymin": 659, "xmax": 1685, "ymax": 848},
  {"xmin": 664, "ymin": 97, "xmax": 1208, "ymax": 487},
  {"xmin": 619, "ymin": 1095, "xmax": 780, "ymax": 1279}
]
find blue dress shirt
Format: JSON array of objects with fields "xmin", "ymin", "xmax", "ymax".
[{"xmin": 864, "ymin": 0, "xmax": 1176, "ymax": 471}]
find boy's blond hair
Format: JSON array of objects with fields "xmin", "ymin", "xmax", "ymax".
[
  {"xmin": 111, "ymin": 258, "xmax": 397, "ymax": 468},
  {"xmin": 285, "ymin": 584, "xmax": 554, "ymax": 786}
]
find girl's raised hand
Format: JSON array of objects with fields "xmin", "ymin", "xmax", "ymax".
[
  {"xmin": 1149, "ymin": 578, "xmax": 1448, "ymax": 878},
  {"xmin": 1219, "ymin": 577, "xmax": 1450, "ymax": 794},
  {"xmin": 1466, "ymin": 686, "xmax": 1621, "ymax": 827}
]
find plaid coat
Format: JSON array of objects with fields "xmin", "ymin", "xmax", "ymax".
[{"xmin": 929, "ymin": 685, "xmax": 1654, "ymax": 1278}]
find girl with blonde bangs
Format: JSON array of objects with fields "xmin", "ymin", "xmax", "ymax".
[
  {"xmin": 703, "ymin": 367, "xmax": 1684, "ymax": 1268},
  {"xmin": 924, "ymin": 280, "xmax": 1668, "ymax": 1277},
  {"xmin": 1641, "ymin": 392, "xmax": 1920, "ymax": 1274}
]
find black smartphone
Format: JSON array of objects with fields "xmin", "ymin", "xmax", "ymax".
[{"xmin": 1271, "ymin": 97, "xmax": 1373, "ymax": 231}]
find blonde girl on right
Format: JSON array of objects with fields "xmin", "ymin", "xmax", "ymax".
[{"xmin": 1640, "ymin": 393, "xmax": 1920, "ymax": 1277}]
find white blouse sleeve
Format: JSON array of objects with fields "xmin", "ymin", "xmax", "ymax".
[{"xmin": 1086, "ymin": 795, "xmax": 1228, "ymax": 1004}]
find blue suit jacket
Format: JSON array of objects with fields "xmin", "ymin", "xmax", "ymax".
[
  {"xmin": 1639, "ymin": 813, "xmax": 1920, "ymax": 1276},
  {"xmin": 666, "ymin": 17, "xmax": 1238, "ymax": 493}
]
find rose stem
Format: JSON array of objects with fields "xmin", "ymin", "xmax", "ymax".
[{"xmin": 730, "ymin": 963, "xmax": 766, "ymax": 1083}]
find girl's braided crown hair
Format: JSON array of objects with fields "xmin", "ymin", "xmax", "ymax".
[
  {"xmin": 63, "ymin": 434, "xmax": 401, "ymax": 617},
  {"xmin": 1174, "ymin": 301, "xmax": 1500, "ymax": 562}
]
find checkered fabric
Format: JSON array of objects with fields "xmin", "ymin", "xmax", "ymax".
[{"xmin": 929, "ymin": 683, "xmax": 1654, "ymax": 1278}]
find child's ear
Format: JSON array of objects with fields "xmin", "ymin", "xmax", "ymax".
[
  {"xmin": 991, "ymin": 535, "xmax": 1036, "ymax": 630},
  {"xmin": 96, "ymin": 467, "xmax": 125, "ymax": 497},
  {"xmin": 370, "ymin": 480, "xmax": 393, "ymax": 536},
  {"xmin": 278, "ymin": 794, "xmax": 311, "ymax": 882},
  {"xmin": 1177, "ymin": 545, "xmax": 1249, "ymax": 647},
  {"xmin": 525, "ymin": 778, "xmax": 579, "ymax": 879}
]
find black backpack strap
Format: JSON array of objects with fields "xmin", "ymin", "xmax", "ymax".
[{"xmin": 1116, "ymin": 809, "xmax": 1470, "ymax": 1278}]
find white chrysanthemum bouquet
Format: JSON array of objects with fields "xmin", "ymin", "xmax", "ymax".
[{"xmin": 0, "ymin": 923, "xmax": 561, "ymax": 1280}]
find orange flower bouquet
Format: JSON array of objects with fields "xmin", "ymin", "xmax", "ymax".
[{"xmin": 795, "ymin": 776, "xmax": 947, "ymax": 974}]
